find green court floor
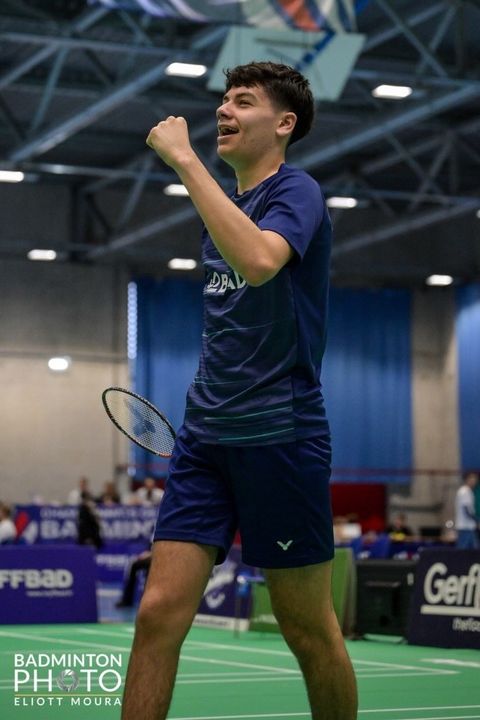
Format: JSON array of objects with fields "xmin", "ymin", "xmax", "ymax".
[{"xmin": 1, "ymin": 623, "xmax": 479, "ymax": 719}]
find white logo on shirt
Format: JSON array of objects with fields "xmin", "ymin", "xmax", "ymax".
[
  {"xmin": 276, "ymin": 540, "xmax": 293, "ymax": 551},
  {"xmin": 205, "ymin": 270, "xmax": 246, "ymax": 295}
]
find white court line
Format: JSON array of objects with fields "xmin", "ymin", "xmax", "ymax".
[
  {"xmin": 177, "ymin": 675, "xmax": 302, "ymax": 686},
  {"xmin": 180, "ymin": 654, "xmax": 298, "ymax": 674},
  {"xmin": 352, "ymin": 658, "xmax": 455, "ymax": 674},
  {"xmin": 355, "ymin": 668, "xmax": 457, "ymax": 677},
  {"xmin": 355, "ymin": 672, "xmax": 456, "ymax": 679},
  {"xmin": 164, "ymin": 709, "xmax": 480, "ymax": 720},
  {"xmin": 77, "ymin": 628, "xmax": 134, "ymax": 638},
  {"xmin": 388, "ymin": 716, "xmax": 480, "ymax": 720},
  {"xmin": 184, "ymin": 640, "xmax": 292, "ymax": 657},
  {"xmin": 178, "ymin": 640, "xmax": 457, "ymax": 675},
  {"xmin": 422, "ymin": 659, "xmax": 480, "ymax": 669},
  {"xmin": 361, "ymin": 709, "xmax": 480, "ymax": 715},
  {"xmin": 0, "ymin": 631, "xmax": 457, "ymax": 682},
  {"xmin": 184, "ymin": 648, "xmax": 458, "ymax": 676},
  {"xmin": 0, "ymin": 630, "xmax": 130, "ymax": 653}
]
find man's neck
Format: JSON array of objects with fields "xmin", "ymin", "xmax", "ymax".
[{"xmin": 235, "ymin": 155, "xmax": 286, "ymax": 195}]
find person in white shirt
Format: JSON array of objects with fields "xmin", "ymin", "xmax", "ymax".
[
  {"xmin": 135, "ymin": 477, "xmax": 164, "ymax": 506},
  {"xmin": 455, "ymin": 472, "xmax": 479, "ymax": 549},
  {"xmin": 0, "ymin": 503, "xmax": 17, "ymax": 544}
]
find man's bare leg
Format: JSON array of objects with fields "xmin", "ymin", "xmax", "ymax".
[
  {"xmin": 121, "ymin": 541, "xmax": 217, "ymax": 720},
  {"xmin": 265, "ymin": 561, "xmax": 357, "ymax": 720}
]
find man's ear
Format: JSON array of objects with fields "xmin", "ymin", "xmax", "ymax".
[{"xmin": 277, "ymin": 111, "xmax": 297, "ymax": 140}]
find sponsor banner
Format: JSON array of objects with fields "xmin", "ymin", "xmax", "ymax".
[
  {"xmin": 95, "ymin": 542, "xmax": 148, "ymax": 583},
  {"xmin": 407, "ymin": 548, "xmax": 480, "ymax": 649},
  {"xmin": 0, "ymin": 545, "xmax": 97, "ymax": 624},
  {"xmin": 197, "ymin": 546, "xmax": 255, "ymax": 625},
  {"xmin": 14, "ymin": 504, "xmax": 158, "ymax": 547}
]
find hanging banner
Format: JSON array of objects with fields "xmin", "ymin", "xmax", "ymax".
[{"xmin": 92, "ymin": 1, "xmax": 365, "ymax": 33}]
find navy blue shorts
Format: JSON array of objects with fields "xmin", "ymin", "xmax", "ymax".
[{"xmin": 153, "ymin": 426, "xmax": 334, "ymax": 568}]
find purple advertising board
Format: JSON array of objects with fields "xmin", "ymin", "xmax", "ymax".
[
  {"xmin": 0, "ymin": 545, "xmax": 98, "ymax": 624},
  {"xmin": 407, "ymin": 548, "xmax": 480, "ymax": 649},
  {"xmin": 14, "ymin": 504, "xmax": 158, "ymax": 547},
  {"xmin": 196, "ymin": 546, "xmax": 258, "ymax": 629}
]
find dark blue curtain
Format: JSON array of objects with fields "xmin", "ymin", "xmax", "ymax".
[
  {"xmin": 135, "ymin": 279, "xmax": 412, "ymax": 480},
  {"xmin": 456, "ymin": 283, "xmax": 480, "ymax": 470},
  {"xmin": 322, "ymin": 288, "xmax": 412, "ymax": 479},
  {"xmin": 134, "ymin": 276, "xmax": 203, "ymax": 477}
]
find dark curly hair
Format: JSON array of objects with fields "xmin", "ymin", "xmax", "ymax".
[{"xmin": 224, "ymin": 61, "xmax": 314, "ymax": 146}]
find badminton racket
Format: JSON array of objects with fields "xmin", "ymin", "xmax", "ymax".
[{"xmin": 102, "ymin": 387, "xmax": 176, "ymax": 457}]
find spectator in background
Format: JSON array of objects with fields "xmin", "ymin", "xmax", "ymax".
[
  {"xmin": 116, "ymin": 549, "xmax": 153, "ymax": 608},
  {"xmin": 0, "ymin": 503, "xmax": 16, "ymax": 544},
  {"xmin": 455, "ymin": 472, "xmax": 479, "ymax": 549},
  {"xmin": 386, "ymin": 513, "xmax": 413, "ymax": 539},
  {"xmin": 68, "ymin": 476, "xmax": 93, "ymax": 505},
  {"xmin": 135, "ymin": 477, "xmax": 164, "ymax": 506},
  {"xmin": 78, "ymin": 491, "xmax": 103, "ymax": 550},
  {"xmin": 97, "ymin": 480, "xmax": 121, "ymax": 505}
]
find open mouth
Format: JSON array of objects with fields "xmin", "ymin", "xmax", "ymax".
[{"xmin": 218, "ymin": 126, "xmax": 239, "ymax": 137}]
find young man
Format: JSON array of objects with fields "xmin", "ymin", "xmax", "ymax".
[{"xmin": 121, "ymin": 62, "xmax": 358, "ymax": 720}]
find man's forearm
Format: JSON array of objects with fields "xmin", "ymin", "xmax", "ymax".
[
  {"xmin": 175, "ymin": 154, "xmax": 292, "ymax": 286},
  {"xmin": 146, "ymin": 116, "xmax": 292, "ymax": 285},
  {"xmin": 176, "ymin": 155, "xmax": 266, "ymax": 279}
]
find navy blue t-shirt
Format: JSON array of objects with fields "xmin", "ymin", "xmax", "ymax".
[{"xmin": 183, "ymin": 163, "xmax": 331, "ymax": 445}]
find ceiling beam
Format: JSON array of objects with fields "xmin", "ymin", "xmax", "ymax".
[
  {"xmin": 363, "ymin": 2, "xmax": 447, "ymax": 51},
  {"xmin": 8, "ymin": 59, "xmax": 174, "ymax": 161},
  {"xmin": 0, "ymin": 6, "xmax": 109, "ymax": 91},
  {"xmin": 331, "ymin": 199, "xmax": 479, "ymax": 258},
  {"xmin": 87, "ymin": 205, "xmax": 199, "ymax": 259},
  {"xmin": 295, "ymin": 84, "xmax": 480, "ymax": 171},
  {"xmin": 373, "ymin": 0, "xmax": 450, "ymax": 77},
  {"xmin": 0, "ymin": 31, "xmax": 173, "ymax": 57}
]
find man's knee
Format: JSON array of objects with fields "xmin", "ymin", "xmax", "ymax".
[
  {"xmin": 135, "ymin": 587, "xmax": 195, "ymax": 643},
  {"xmin": 276, "ymin": 608, "xmax": 342, "ymax": 661}
]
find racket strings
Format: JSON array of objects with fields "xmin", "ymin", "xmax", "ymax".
[{"xmin": 107, "ymin": 392, "xmax": 175, "ymax": 457}]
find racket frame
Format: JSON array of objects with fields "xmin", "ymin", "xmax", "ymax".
[{"xmin": 102, "ymin": 386, "xmax": 176, "ymax": 457}]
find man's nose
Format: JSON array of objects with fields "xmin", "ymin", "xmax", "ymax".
[{"xmin": 216, "ymin": 103, "xmax": 231, "ymax": 120}]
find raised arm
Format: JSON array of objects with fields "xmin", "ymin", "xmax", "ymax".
[{"xmin": 146, "ymin": 116, "xmax": 293, "ymax": 286}]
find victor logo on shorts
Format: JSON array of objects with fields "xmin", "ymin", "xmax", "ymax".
[{"xmin": 277, "ymin": 540, "xmax": 293, "ymax": 551}]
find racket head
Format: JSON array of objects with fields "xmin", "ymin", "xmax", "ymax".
[{"xmin": 102, "ymin": 387, "xmax": 176, "ymax": 457}]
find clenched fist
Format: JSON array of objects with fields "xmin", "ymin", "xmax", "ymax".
[{"xmin": 146, "ymin": 115, "xmax": 194, "ymax": 170}]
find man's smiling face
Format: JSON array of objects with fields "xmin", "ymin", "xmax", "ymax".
[{"xmin": 216, "ymin": 84, "xmax": 292, "ymax": 169}]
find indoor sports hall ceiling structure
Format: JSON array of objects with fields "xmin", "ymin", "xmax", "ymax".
[{"xmin": 0, "ymin": 0, "xmax": 479, "ymax": 286}]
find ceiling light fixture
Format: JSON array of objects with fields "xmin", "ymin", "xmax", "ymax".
[
  {"xmin": 168, "ymin": 258, "xmax": 197, "ymax": 270},
  {"xmin": 426, "ymin": 274, "xmax": 453, "ymax": 287},
  {"xmin": 164, "ymin": 184, "xmax": 189, "ymax": 197},
  {"xmin": 48, "ymin": 356, "xmax": 71, "ymax": 372},
  {"xmin": 27, "ymin": 249, "xmax": 57, "ymax": 261},
  {"xmin": 165, "ymin": 62, "xmax": 207, "ymax": 78},
  {"xmin": 326, "ymin": 196, "xmax": 358, "ymax": 209},
  {"xmin": 0, "ymin": 170, "xmax": 24, "ymax": 183},
  {"xmin": 372, "ymin": 84, "xmax": 413, "ymax": 99}
]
